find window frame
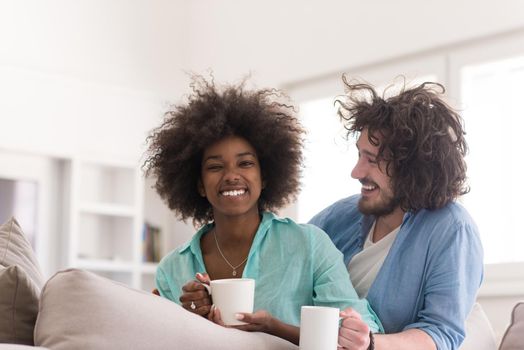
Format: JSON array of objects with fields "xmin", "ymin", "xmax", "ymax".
[{"xmin": 285, "ymin": 29, "xmax": 524, "ymax": 297}]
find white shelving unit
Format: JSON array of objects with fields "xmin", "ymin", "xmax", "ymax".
[{"xmin": 66, "ymin": 158, "xmax": 156, "ymax": 290}]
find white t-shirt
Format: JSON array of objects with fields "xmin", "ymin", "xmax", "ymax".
[{"xmin": 348, "ymin": 221, "xmax": 400, "ymax": 298}]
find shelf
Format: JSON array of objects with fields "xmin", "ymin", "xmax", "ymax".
[
  {"xmin": 78, "ymin": 202, "xmax": 136, "ymax": 217},
  {"xmin": 67, "ymin": 158, "xmax": 148, "ymax": 290},
  {"xmin": 140, "ymin": 262, "xmax": 158, "ymax": 274},
  {"xmin": 77, "ymin": 161, "xmax": 137, "ymax": 206}
]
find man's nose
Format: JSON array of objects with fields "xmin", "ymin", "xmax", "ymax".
[{"xmin": 351, "ymin": 159, "xmax": 365, "ymax": 180}]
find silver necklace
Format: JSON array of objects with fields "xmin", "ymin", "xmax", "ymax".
[{"xmin": 213, "ymin": 230, "xmax": 249, "ymax": 276}]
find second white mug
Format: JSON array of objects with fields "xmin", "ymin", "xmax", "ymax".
[{"xmin": 299, "ymin": 306, "xmax": 340, "ymax": 350}]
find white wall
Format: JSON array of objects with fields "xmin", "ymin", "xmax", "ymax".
[
  {"xmin": 0, "ymin": 0, "xmax": 188, "ymax": 278},
  {"xmin": 1, "ymin": 0, "xmax": 523, "ymax": 342},
  {"xmin": 0, "ymin": 0, "xmax": 188, "ymax": 95},
  {"xmin": 0, "ymin": 66, "xmax": 163, "ymax": 160},
  {"xmin": 182, "ymin": 0, "xmax": 524, "ymax": 87}
]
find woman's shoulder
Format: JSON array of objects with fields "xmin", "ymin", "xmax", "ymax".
[
  {"xmin": 265, "ymin": 212, "xmax": 336, "ymax": 246},
  {"xmin": 156, "ymin": 226, "xmax": 204, "ymax": 273},
  {"xmin": 157, "ymin": 244, "xmax": 188, "ymax": 271}
]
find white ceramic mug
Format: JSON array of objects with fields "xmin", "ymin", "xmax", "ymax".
[
  {"xmin": 204, "ymin": 278, "xmax": 255, "ymax": 326},
  {"xmin": 299, "ymin": 306, "xmax": 340, "ymax": 350}
]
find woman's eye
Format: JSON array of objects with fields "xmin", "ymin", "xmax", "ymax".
[
  {"xmin": 206, "ymin": 165, "xmax": 222, "ymax": 171},
  {"xmin": 239, "ymin": 161, "xmax": 254, "ymax": 167}
]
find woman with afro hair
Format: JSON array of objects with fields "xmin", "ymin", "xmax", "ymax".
[{"xmin": 144, "ymin": 76, "xmax": 382, "ymax": 346}]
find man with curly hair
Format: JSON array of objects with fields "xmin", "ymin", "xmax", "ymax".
[
  {"xmin": 144, "ymin": 76, "xmax": 382, "ymax": 346},
  {"xmin": 310, "ymin": 78, "xmax": 483, "ymax": 350}
]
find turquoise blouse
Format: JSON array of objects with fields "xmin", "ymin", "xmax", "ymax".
[{"xmin": 156, "ymin": 212, "xmax": 382, "ymax": 332}]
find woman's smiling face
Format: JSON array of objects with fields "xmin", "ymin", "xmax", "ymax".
[{"xmin": 199, "ymin": 135, "xmax": 263, "ymax": 220}]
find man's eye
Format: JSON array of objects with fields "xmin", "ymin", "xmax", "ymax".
[{"xmin": 368, "ymin": 158, "xmax": 378, "ymax": 165}]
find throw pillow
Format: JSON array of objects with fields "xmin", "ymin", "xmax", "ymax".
[
  {"xmin": 499, "ymin": 301, "xmax": 524, "ymax": 350},
  {"xmin": 459, "ymin": 302, "xmax": 497, "ymax": 350},
  {"xmin": 0, "ymin": 344, "xmax": 49, "ymax": 349},
  {"xmin": 35, "ymin": 269, "xmax": 297, "ymax": 350},
  {"xmin": 0, "ymin": 217, "xmax": 44, "ymax": 345}
]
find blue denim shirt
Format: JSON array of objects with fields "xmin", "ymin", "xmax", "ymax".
[{"xmin": 309, "ymin": 195, "xmax": 483, "ymax": 350}]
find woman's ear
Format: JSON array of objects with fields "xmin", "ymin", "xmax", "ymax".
[
  {"xmin": 262, "ymin": 179, "xmax": 267, "ymax": 190},
  {"xmin": 197, "ymin": 180, "xmax": 206, "ymax": 197}
]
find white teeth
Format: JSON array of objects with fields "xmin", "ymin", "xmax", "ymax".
[
  {"xmin": 221, "ymin": 189, "xmax": 246, "ymax": 196},
  {"xmin": 362, "ymin": 184, "xmax": 377, "ymax": 191}
]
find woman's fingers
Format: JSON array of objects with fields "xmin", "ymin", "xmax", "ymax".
[
  {"xmin": 182, "ymin": 297, "xmax": 212, "ymax": 316},
  {"xmin": 179, "ymin": 288, "xmax": 209, "ymax": 302},
  {"xmin": 181, "ymin": 280, "xmax": 208, "ymax": 293},
  {"xmin": 196, "ymin": 272, "xmax": 210, "ymax": 284},
  {"xmin": 229, "ymin": 310, "xmax": 270, "ymax": 332},
  {"xmin": 179, "ymin": 277, "xmax": 212, "ymax": 315},
  {"xmin": 209, "ymin": 306, "xmax": 226, "ymax": 326}
]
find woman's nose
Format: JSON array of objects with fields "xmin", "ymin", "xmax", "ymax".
[{"xmin": 223, "ymin": 168, "xmax": 240, "ymax": 182}]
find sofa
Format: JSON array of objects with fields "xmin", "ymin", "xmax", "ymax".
[
  {"xmin": 1, "ymin": 217, "xmax": 522, "ymax": 349},
  {"xmin": 0, "ymin": 217, "xmax": 296, "ymax": 349}
]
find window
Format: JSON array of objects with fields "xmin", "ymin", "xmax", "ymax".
[
  {"xmin": 0, "ymin": 178, "xmax": 38, "ymax": 249},
  {"xmin": 297, "ymin": 97, "xmax": 357, "ymax": 222},
  {"xmin": 289, "ymin": 31, "xmax": 524, "ymax": 300},
  {"xmin": 460, "ymin": 55, "xmax": 524, "ymax": 264},
  {"xmin": 296, "ymin": 74, "xmax": 439, "ymax": 222}
]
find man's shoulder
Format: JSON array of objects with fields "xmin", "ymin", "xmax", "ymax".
[
  {"xmin": 309, "ymin": 194, "xmax": 362, "ymax": 226},
  {"xmin": 407, "ymin": 201, "xmax": 480, "ymax": 245},
  {"xmin": 414, "ymin": 201, "xmax": 476, "ymax": 227},
  {"xmin": 308, "ymin": 195, "xmax": 364, "ymax": 243}
]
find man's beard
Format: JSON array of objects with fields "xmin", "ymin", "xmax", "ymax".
[{"xmin": 358, "ymin": 191, "xmax": 400, "ymax": 217}]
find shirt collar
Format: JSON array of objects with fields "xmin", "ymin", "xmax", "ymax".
[
  {"xmin": 359, "ymin": 211, "xmax": 413, "ymax": 242},
  {"xmin": 178, "ymin": 211, "xmax": 283, "ymax": 256},
  {"xmin": 178, "ymin": 222, "xmax": 212, "ymax": 255}
]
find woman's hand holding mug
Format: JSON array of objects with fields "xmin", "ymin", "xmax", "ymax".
[{"xmin": 179, "ymin": 272, "xmax": 212, "ymax": 317}]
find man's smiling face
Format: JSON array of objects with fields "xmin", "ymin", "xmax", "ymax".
[{"xmin": 351, "ymin": 129, "xmax": 399, "ymax": 216}]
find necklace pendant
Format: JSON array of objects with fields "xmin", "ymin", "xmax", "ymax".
[{"xmin": 232, "ymin": 270, "xmax": 237, "ymax": 276}]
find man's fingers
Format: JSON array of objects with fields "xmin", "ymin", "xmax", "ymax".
[
  {"xmin": 340, "ymin": 316, "xmax": 369, "ymax": 334},
  {"xmin": 338, "ymin": 316, "xmax": 371, "ymax": 350},
  {"xmin": 339, "ymin": 307, "xmax": 363, "ymax": 320}
]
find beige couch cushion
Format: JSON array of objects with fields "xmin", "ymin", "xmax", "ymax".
[
  {"xmin": 0, "ymin": 217, "xmax": 44, "ymax": 345},
  {"xmin": 499, "ymin": 302, "xmax": 524, "ymax": 350},
  {"xmin": 459, "ymin": 302, "xmax": 497, "ymax": 350},
  {"xmin": 0, "ymin": 345, "xmax": 49, "ymax": 349},
  {"xmin": 35, "ymin": 269, "xmax": 297, "ymax": 350}
]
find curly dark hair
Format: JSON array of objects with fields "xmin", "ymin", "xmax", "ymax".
[
  {"xmin": 337, "ymin": 76, "xmax": 469, "ymax": 211},
  {"xmin": 143, "ymin": 76, "xmax": 305, "ymax": 225}
]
